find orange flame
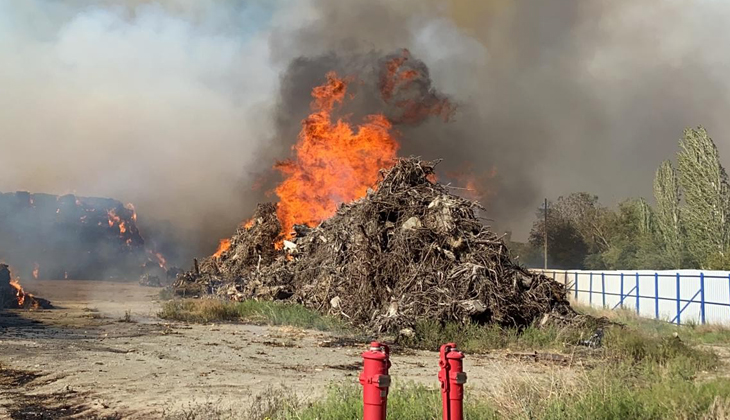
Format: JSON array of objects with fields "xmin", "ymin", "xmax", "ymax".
[
  {"xmin": 32, "ymin": 263, "xmax": 39, "ymax": 280},
  {"xmin": 243, "ymin": 218, "xmax": 255, "ymax": 229},
  {"xmin": 380, "ymin": 49, "xmax": 455, "ymax": 124},
  {"xmin": 107, "ymin": 209, "xmax": 127, "ymax": 234},
  {"xmin": 107, "ymin": 209, "xmax": 120, "ymax": 227},
  {"xmin": 155, "ymin": 252, "xmax": 167, "ymax": 269},
  {"xmin": 274, "ymin": 72, "xmax": 399, "ymax": 240},
  {"xmin": 125, "ymin": 203, "xmax": 137, "ymax": 223},
  {"xmin": 445, "ymin": 166, "xmax": 498, "ymax": 202},
  {"xmin": 213, "ymin": 239, "xmax": 232, "ymax": 259},
  {"xmin": 9, "ymin": 278, "xmax": 25, "ymax": 307},
  {"xmin": 7, "ymin": 270, "xmax": 37, "ymax": 307}
]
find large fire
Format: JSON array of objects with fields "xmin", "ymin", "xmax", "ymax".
[
  {"xmin": 274, "ymin": 72, "xmax": 399, "ymax": 240},
  {"xmin": 222, "ymin": 50, "xmax": 459, "ymax": 254}
]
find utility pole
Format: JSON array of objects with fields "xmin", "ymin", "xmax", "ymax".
[{"xmin": 542, "ymin": 198, "xmax": 547, "ymax": 270}]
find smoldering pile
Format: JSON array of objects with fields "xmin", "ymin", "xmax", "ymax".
[
  {"xmin": 174, "ymin": 158, "xmax": 574, "ymax": 332},
  {"xmin": 0, "ymin": 192, "xmax": 153, "ymax": 280}
]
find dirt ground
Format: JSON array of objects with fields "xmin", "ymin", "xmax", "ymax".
[{"xmin": 0, "ymin": 280, "xmax": 579, "ymax": 419}]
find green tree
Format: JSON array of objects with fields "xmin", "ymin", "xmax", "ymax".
[
  {"xmin": 553, "ymin": 193, "xmax": 614, "ymax": 255},
  {"xmin": 677, "ymin": 127, "xmax": 730, "ymax": 268},
  {"xmin": 653, "ymin": 160, "xmax": 683, "ymax": 268},
  {"xmin": 599, "ymin": 199, "xmax": 666, "ymax": 270},
  {"xmin": 528, "ymin": 203, "xmax": 589, "ymax": 269}
]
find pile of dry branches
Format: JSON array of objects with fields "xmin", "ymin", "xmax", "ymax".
[{"xmin": 174, "ymin": 158, "xmax": 574, "ymax": 332}]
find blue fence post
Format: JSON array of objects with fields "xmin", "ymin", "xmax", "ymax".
[
  {"xmin": 636, "ymin": 273, "xmax": 640, "ymax": 315},
  {"xmin": 589, "ymin": 272, "xmax": 594, "ymax": 305},
  {"xmin": 620, "ymin": 273, "xmax": 624, "ymax": 308},
  {"xmin": 574, "ymin": 272, "xmax": 578, "ymax": 299},
  {"xmin": 602, "ymin": 273, "xmax": 606, "ymax": 308},
  {"xmin": 700, "ymin": 272, "xmax": 706, "ymax": 325},
  {"xmin": 654, "ymin": 272, "xmax": 659, "ymax": 320},
  {"xmin": 676, "ymin": 272, "xmax": 681, "ymax": 325}
]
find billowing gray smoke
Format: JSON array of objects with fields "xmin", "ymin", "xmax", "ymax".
[
  {"xmin": 2, "ymin": 0, "xmax": 730, "ymax": 268},
  {"xmin": 267, "ymin": 0, "xmax": 730, "ymax": 237}
]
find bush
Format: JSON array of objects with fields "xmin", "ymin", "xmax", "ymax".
[{"xmin": 397, "ymin": 319, "xmax": 595, "ymax": 353}]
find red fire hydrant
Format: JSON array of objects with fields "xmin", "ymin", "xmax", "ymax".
[
  {"xmin": 439, "ymin": 343, "xmax": 467, "ymax": 420},
  {"xmin": 360, "ymin": 341, "xmax": 391, "ymax": 420}
]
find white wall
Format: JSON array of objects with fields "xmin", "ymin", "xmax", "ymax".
[{"xmin": 534, "ymin": 269, "xmax": 730, "ymax": 325}]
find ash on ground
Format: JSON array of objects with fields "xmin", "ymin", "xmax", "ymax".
[{"xmin": 173, "ymin": 158, "xmax": 574, "ymax": 332}]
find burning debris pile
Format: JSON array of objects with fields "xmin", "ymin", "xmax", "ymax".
[
  {"xmin": 174, "ymin": 202, "xmax": 281, "ymax": 296},
  {"xmin": 174, "ymin": 158, "xmax": 573, "ymax": 332},
  {"xmin": 0, "ymin": 264, "xmax": 52, "ymax": 310},
  {"xmin": 0, "ymin": 192, "xmax": 168, "ymax": 280}
]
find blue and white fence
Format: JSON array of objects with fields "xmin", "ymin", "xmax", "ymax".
[{"xmin": 534, "ymin": 270, "xmax": 730, "ymax": 325}]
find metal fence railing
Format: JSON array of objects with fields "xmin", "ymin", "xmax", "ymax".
[{"xmin": 533, "ymin": 269, "xmax": 730, "ymax": 325}]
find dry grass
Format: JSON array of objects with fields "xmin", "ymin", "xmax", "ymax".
[{"xmin": 158, "ymin": 299, "xmax": 347, "ymax": 332}]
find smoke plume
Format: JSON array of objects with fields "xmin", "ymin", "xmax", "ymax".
[
  {"xmin": 2, "ymin": 0, "xmax": 730, "ymax": 267},
  {"xmin": 268, "ymin": 0, "xmax": 730, "ymax": 237}
]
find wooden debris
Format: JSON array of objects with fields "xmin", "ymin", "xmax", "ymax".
[{"xmin": 173, "ymin": 158, "xmax": 575, "ymax": 332}]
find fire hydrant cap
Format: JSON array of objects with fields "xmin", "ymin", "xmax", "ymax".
[
  {"xmin": 446, "ymin": 351, "xmax": 464, "ymax": 360},
  {"xmin": 362, "ymin": 341, "xmax": 389, "ymax": 360}
]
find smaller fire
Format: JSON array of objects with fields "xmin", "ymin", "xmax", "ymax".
[
  {"xmin": 32, "ymin": 263, "xmax": 39, "ymax": 280},
  {"xmin": 2, "ymin": 265, "xmax": 51, "ymax": 310},
  {"xmin": 107, "ymin": 209, "xmax": 127, "ymax": 235},
  {"xmin": 9, "ymin": 278, "xmax": 26, "ymax": 307},
  {"xmin": 125, "ymin": 203, "xmax": 137, "ymax": 222},
  {"xmin": 444, "ymin": 166, "xmax": 498, "ymax": 202},
  {"xmin": 154, "ymin": 252, "xmax": 167, "ymax": 269},
  {"xmin": 243, "ymin": 218, "xmax": 255, "ymax": 229},
  {"xmin": 107, "ymin": 210, "xmax": 119, "ymax": 227},
  {"xmin": 213, "ymin": 239, "xmax": 232, "ymax": 259}
]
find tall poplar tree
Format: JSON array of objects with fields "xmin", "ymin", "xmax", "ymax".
[
  {"xmin": 677, "ymin": 127, "xmax": 730, "ymax": 267},
  {"xmin": 653, "ymin": 160, "xmax": 683, "ymax": 267}
]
